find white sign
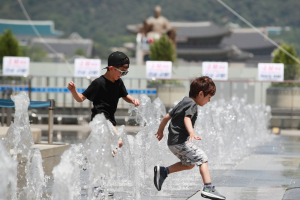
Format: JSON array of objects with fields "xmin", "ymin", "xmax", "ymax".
[
  {"xmin": 258, "ymin": 63, "xmax": 284, "ymax": 82},
  {"xmin": 3, "ymin": 56, "xmax": 30, "ymax": 76},
  {"xmin": 202, "ymin": 62, "xmax": 228, "ymax": 80},
  {"xmin": 74, "ymin": 59, "xmax": 101, "ymax": 77},
  {"xmin": 146, "ymin": 61, "xmax": 172, "ymax": 79}
]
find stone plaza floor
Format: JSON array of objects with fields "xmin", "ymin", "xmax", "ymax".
[
  {"xmin": 187, "ymin": 132, "xmax": 300, "ymax": 200},
  {"xmin": 33, "ymin": 125, "xmax": 300, "ymax": 199}
]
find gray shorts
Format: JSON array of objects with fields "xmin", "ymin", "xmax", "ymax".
[{"xmin": 168, "ymin": 141, "xmax": 208, "ymax": 166}]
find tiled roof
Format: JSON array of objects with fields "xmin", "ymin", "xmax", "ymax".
[
  {"xmin": 221, "ymin": 29, "xmax": 276, "ymax": 50},
  {"xmin": 172, "ymin": 22, "xmax": 230, "ymax": 38},
  {"xmin": 0, "ymin": 19, "xmax": 63, "ymax": 36},
  {"xmin": 177, "ymin": 45, "xmax": 232, "ymax": 55},
  {"xmin": 30, "ymin": 38, "xmax": 93, "ymax": 58},
  {"xmin": 126, "ymin": 21, "xmax": 230, "ymax": 38}
]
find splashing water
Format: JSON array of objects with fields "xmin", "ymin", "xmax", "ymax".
[
  {"xmin": 3, "ymin": 92, "xmax": 34, "ymax": 161},
  {"xmin": 51, "ymin": 144, "xmax": 86, "ymax": 200},
  {"xmin": 25, "ymin": 149, "xmax": 46, "ymax": 200},
  {"xmin": 1, "ymin": 92, "xmax": 46, "ymax": 200},
  {"xmin": 124, "ymin": 95, "xmax": 272, "ymax": 198},
  {"xmin": 0, "ymin": 140, "xmax": 17, "ymax": 200},
  {"xmin": 2, "ymin": 93, "xmax": 272, "ymax": 200}
]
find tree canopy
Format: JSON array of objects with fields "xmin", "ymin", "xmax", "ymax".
[
  {"xmin": 0, "ymin": 29, "xmax": 22, "ymax": 64},
  {"xmin": 149, "ymin": 35, "xmax": 176, "ymax": 62},
  {"xmin": 273, "ymin": 44, "xmax": 299, "ymax": 80},
  {"xmin": 272, "ymin": 44, "xmax": 300, "ymax": 87}
]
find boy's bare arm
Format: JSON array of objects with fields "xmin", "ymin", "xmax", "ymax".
[
  {"xmin": 155, "ymin": 114, "xmax": 172, "ymax": 141},
  {"xmin": 184, "ymin": 116, "xmax": 201, "ymax": 142},
  {"xmin": 67, "ymin": 81, "xmax": 86, "ymax": 102},
  {"xmin": 122, "ymin": 94, "xmax": 140, "ymax": 107}
]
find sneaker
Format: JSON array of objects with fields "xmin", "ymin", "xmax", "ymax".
[
  {"xmin": 112, "ymin": 149, "xmax": 118, "ymax": 157},
  {"xmin": 201, "ymin": 185, "xmax": 226, "ymax": 200},
  {"xmin": 92, "ymin": 186, "xmax": 114, "ymax": 197},
  {"xmin": 154, "ymin": 165, "xmax": 168, "ymax": 191}
]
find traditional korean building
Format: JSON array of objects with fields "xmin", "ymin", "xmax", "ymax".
[
  {"xmin": 126, "ymin": 21, "xmax": 277, "ymax": 63},
  {"xmin": 221, "ymin": 28, "xmax": 276, "ymax": 63},
  {"xmin": 0, "ymin": 19, "xmax": 63, "ymax": 45},
  {"xmin": 30, "ymin": 33, "xmax": 93, "ymax": 59},
  {"xmin": 0, "ymin": 19, "xmax": 93, "ymax": 60},
  {"xmin": 172, "ymin": 21, "xmax": 252, "ymax": 62}
]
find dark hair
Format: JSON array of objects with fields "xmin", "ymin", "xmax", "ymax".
[{"xmin": 189, "ymin": 76, "xmax": 216, "ymax": 98}]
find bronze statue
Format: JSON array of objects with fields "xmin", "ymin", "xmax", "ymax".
[{"xmin": 139, "ymin": 6, "xmax": 176, "ymax": 44}]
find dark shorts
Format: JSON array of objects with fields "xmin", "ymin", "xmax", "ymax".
[{"xmin": 168, "ymin": 141, "xmax": 208, "ymax": 166}]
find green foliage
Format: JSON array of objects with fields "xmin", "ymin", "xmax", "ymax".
[
  {"xmin": 74, "ymin": 48, "xmax": 85, "ymax": 56},
  {"xmin": 21, "ymin": 46, "xmax": 47, "ymax": 62},
  {"xmin": 149, "ymin": 35, "xmax": 176, "ymax": 62},
  {"xmin": 149, "ymin": 35, "xmax": 177, "ymax": 84},
  {"xmin": 272, "ymin": 44, "xmax": 300, "ymax": 87},
  {"xmin": 1, "ymin": 0, "xmax": 300, "ymax": 60},
  {"xmin": 0, "ymin": 29, "xmax": 22, "ymax": 64},
  {"xmin": 270, "ymin": 28, "xmax": 300, "ymax": 56}
]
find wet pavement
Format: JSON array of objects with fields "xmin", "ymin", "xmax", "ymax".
[
  {"xmin": 35, "ymin": 125, "xmax": 300, "ymax": 199},
  {"xmin": 188, "ymin": 134, "xmax": 300, "ymax": 200}
]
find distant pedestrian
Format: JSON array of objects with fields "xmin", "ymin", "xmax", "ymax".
[{"xmin": 154, "ymin": 76, "xmax": 226, "ymax": 200}]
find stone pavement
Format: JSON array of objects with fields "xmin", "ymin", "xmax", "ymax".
[
  {"xmin": 187, "ymin": 132, "xmax": 300, "ymax": 200},
  {"xmin": 30, "ymin": 125, "xmax": 300, "ymax": 199}
]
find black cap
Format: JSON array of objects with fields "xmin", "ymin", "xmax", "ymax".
[{"xmin": 108, "ymin": 51, "xmax": 130, "ymax": 66}]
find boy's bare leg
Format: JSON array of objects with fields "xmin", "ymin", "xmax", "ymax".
[
  {"xmin": 108, "ymin": 121, "xmax": 123, "ymax": 148},
  {"xmin": 168, "ymin": 162, "xmax": 195, "ymax": 174},
  {"xmin": 200, "ymin": 162, "xmax": 211, "ymax": 183},
  {"xmin": 168, "ymin": 162, "xmax": 211, "ymax": 183}
]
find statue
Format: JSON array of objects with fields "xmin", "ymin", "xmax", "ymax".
[{"xmin": 139, "ymin": 6, "xmax": 176, "ymax": 44}]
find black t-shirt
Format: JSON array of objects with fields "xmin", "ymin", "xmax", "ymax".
[
  {"xmin": 82, "ymin": 75, "xmax": 128, "ymax": 126},
  {"xmin": 168, "ymin": 96, "xmax": 198, "ymax": 146}
]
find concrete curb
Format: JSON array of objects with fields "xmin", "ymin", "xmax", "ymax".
[{"xmin": 282, "ymin": 180, "xmax": 300, "ymax": 200}]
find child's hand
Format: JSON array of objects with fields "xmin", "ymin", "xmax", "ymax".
[
  {"xmin": 132, "ymin": 98, "xmax": 140, "ymax": 107},
  {"xmin": 188, "ymin": 133, "xmax": 201, "ymax": 143},
  {"xmin": 118, "ymin": 139, "xmax": 123, "ymax": 148},
  {"xmin": 155, "ymin": 131, "xmax": 164, "ymax": 141},
  {"xmin": 67, "ymin": 81, "xmax": 76, "ymax": 91}
]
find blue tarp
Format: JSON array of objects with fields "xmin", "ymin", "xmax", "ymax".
[{"xmin": 0, "ymin": 99, "xmax": 51, "ymax": 108}]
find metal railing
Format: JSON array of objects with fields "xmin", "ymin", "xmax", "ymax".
[
  {"xmin": 2, "ymin": 75, "xmax": 300, "ymax": 129},
  {"xmin": 0, "ymin": 96, "xmax": 55, "ymax": 144}
]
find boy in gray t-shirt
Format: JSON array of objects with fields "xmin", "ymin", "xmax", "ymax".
[{"xmin": 154, "ymin": 76, "xmax": 226, "ymax": 200}]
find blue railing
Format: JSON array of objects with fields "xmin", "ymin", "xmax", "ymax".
[
  {"xmin": 0, "ymin": 86, "xmax": 157, "ymax": 95},
  {"xmin": 0, "ymin": 99, "xmax": 51, "ymax": 108}
]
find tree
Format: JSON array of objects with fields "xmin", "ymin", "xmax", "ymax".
[
  {"xmin": 74, "ymin": 48, "xmax": 86, "ymax": 56},
  {"xmin": 149, "ymin": 35, "xmax": 180, "ymax": 85},
  {"xmin": 273, "ymin": 44, "xmax": 299, "ymax": 80},
  {"xmin": 149, "ymin": 34, "xmax": 176, "ymax": 62},
  {"xmin": 272, "ymin": 44, "xmax": 300, "ymax": 87},
  {"xmin": 0, "ymin": 29, "xmax": 22, "ymax": 64}
]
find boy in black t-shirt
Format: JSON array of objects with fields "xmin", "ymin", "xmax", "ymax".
[
  {"xmin": 67, "ymin": 51, "xmax": 140, "ymax": 148},
  {"xmin": 153, "ymin": 77, "xmax": 226, "ymax": 200}
]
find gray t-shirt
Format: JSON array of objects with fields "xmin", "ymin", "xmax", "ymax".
[{"xmin": 168, "ymin": 96, "xmax": 198, "ymax": 146}]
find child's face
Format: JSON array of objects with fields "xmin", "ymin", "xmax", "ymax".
[
  {"xmin": 111, "ymin": 65, "xmax": 129, "ymax": 80},
  {"xmin": 198, "ymin": 91, "xmax": 212, "ymax": 106}
]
